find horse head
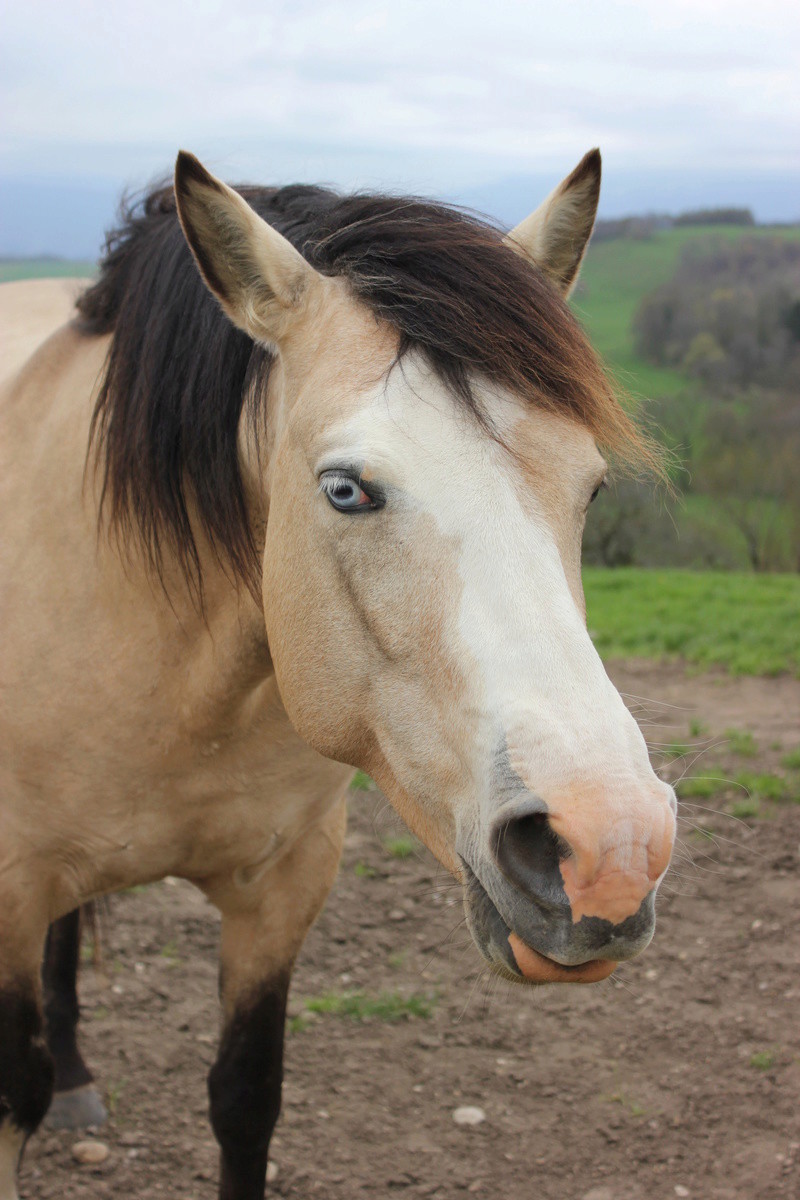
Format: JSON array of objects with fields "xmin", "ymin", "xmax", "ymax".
[{"xmin": 173, "ymin": 150, "xmax": 676, "ymax": 985}]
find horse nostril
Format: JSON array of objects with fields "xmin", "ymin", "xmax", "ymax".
[{"xmin": 490, "ymin": 805, "xmax": 572, "ymax": 910}]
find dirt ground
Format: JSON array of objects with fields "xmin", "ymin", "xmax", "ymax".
[{"xmin": 20, "ymin": 661, "xmax": 800, "ymax": 1200}]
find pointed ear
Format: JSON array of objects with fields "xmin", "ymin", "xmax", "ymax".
[
  {"xmin": 174, "ymin": 151, "xmax": 321, "ymax": 345},
  {"xmin": 504, "ymin": 149, "xmax": 601, "ymax": 297}
]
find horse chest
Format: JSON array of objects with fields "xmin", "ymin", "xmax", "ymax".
[{"xmin": 3, "ymin": 640, "xmax": 350, "ymax": 910}]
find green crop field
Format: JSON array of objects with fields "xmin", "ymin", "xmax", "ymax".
[{"xmin": 583, "ymin": 567, "xmax": 800, "ymax": 677}]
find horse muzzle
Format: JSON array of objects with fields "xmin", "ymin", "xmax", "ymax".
[{"xmin": 460, "ymin": 786, "xmax": 675, "ymax": 984}]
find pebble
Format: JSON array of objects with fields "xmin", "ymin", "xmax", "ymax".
[
  {"xmin": 675, "ymin": 1189, "xmax": 690, "ymax": 1198},
  {"xmin": 118, "ymin": 1131, "xmax": 148, "ymax": 1147},
  {"xmin": 266, "ymin": 1161, "xmax": 279, "ymax": 1183},
  {"xmin": 72, "ymin": 1140, "xmax": 110, "ymax": 1165},
  {"xmin": 389, "ymin": 908, "xmax": 407, "ymax": 921},
  {"xmin": 453, "ymin": 1106, "xmax": 486, "ymax": 1127}
]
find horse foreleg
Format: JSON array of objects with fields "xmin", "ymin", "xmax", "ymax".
[
  {"xmin": 204, "ymin": 797, "xmax": 347, "ymax": 1200},
  {"xmin": 0, "ymin": 905, "xmax": 53, "ymax": 1200},
  {"xmin": 42, "ymin": 907, "xmax": 107, "ymax": 1130}
]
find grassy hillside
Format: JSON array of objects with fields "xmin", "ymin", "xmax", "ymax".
[
  {"xmin": 573, "ymin": 224, "xmax": 800, "ymax": 400},
  {"xmin": 584, "ymin": 567, "xmax": 800, "ymax": 676}
]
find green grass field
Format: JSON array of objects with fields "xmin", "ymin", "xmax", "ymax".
[{"xmin": 583, "ymin": 567, "xmax": 800, "ymax": 677}]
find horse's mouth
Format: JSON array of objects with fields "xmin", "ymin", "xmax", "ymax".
[{"xmin": 461, "ymin": 859, "xmax": 617, "ymax": 986}]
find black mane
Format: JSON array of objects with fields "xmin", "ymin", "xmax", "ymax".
[{"xmin": 79, "ymin": 178, "xmax": 639, "ymax": 597}]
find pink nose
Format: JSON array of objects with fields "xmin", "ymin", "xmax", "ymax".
[{"xmin": 549, "ymin": 798, "xmax": 675, "ymax": 924}]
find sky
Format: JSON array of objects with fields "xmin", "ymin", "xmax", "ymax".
[{"xmin": 2, "ymin": 0, "xmax": 799, "ymax": 256}]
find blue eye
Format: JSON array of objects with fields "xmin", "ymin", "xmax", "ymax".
[{"xmin": 320, "ymin": 472, "xmax": 379, "ymax": 512}]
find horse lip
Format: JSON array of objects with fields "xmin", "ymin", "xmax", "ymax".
[
  {"xmin": 461, "ymin": 856, "xmax": 617, "ymax": 985},
  {"xmin": 507, "ymin": 933, "xmax": 617, "ymax": 984}
]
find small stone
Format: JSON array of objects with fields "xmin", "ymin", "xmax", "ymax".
[
  {"xmin": 72, "ymin": 1140, "xmax": 109, "ymax": 1165},
  {"xmin": 118, "ymin": 1131, "xmax": 148, "ymax": 1147},
  {"xmin": 266, "ymin": 1161, "xmax": 279, "ymax": 1183},
  {"xmin": 674, "ymin": 1189, "xmax": 690, "ymax": 1198},
  {"xmin": 389, "ymin": 909, "xmax": 406, "ymax": 921},
  {"xmin": 453, "ymin": 1106, "xmax": 486, "ymax": 1127}
]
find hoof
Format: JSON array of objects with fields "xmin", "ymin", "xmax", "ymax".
[{"xmin": 44, "ymin": 1085, "xmax": 108, "ymax": 1130}]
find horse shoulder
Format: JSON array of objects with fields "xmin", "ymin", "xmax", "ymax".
[
  {"xmin": 0, "ymin": 278, "xmax": 93, "ymax": 387},
  {"xmin": 0, "ymin": 316, "xmax": 347, "ymax": 912}
]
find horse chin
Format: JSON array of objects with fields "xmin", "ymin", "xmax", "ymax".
[{"xmin": 462, "ymin": 859, "xmax": 618, "ymax": 987}]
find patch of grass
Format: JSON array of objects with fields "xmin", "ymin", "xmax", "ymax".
[
  {"xmin": 383, "ymin": 835, "xmax": 418, "ymax": 860},
  {"xmin": 354, "ymin": 860, "xmax": 377, "ymax": 879},
  {"xmin": 733, "ymin": 771, "xmax": 787, "ymax": 802},
  {"xmin": 605, "ymin": 1091, "xmax": 647, "ymax": 1117},
  {"xmin": 689, "ymin": 718, "xmax": 708, "ymax": 738},
  {"xmin": 749, "ymin": 1049, "xmax": 776, "ymax": 1071},
  {"xmin": 781, "ymin": 747, "xmax": 800, "ymax": 770},
  {"xmin": 664, "ymin": 741, "xmax": 691, "ymax": 759},
  {"xmin": 89, "ymin": 1005, "xmax": 110, "ymax": 1021},
  {"xmin": 288, "ymin": 1014, "xmax": 312, "ymax": 1034},
  {"xmin": 730, "ymin": 797, "xmax": 761, "ymax": 820},
  {"xmin": 160, "ymin": 939, "xmax": 180, "ymax": 962},
  {"xmin": 304, "ymin": 989, "xmax": 436, "ymax": 1022},
  {"xmin": 677, "ymin": 774, "xmax": 724, "ymax": 799},
  {"xmin": 725, "ymin": 728, "xmax": 757, "ymax": 757},
  {"xmin": 583, "ymin": 568, "xmax": 800, "ymax": 678},
  {"xmin": 350, "ymin": 770, "xmax": 375, "ymax": 791},
  {"xmin": 106, "ymin": 1079, "xmax": 125, "ymax": 1115},
  {"xmin": 387, "ymin": 949, "xmax": 409, "ymax": 971}
]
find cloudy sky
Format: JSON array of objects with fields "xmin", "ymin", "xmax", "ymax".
[{"xmin": 2, "ymin": 0, "xmax": 799, "ymax": 254}]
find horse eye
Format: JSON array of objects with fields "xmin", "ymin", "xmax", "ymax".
[
  {"xmin": 320, "ymin": 472, "xmax": 377, "ymax": 512},
  {"xmin": 589, "ymin": 479, "xmax": 607, "ymax": 506}
]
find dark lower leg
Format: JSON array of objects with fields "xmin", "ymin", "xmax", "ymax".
[
  {"xmin": 208, "ymin": 974, "xmax": 289, "ymax": 1200},
  {"xmin": 42, "ymin": 908, "xmax": 93, "ymax": 1093},
  {"xmin": 0, "ymin": 987, "xmax": 55, "ymax": 1193}
]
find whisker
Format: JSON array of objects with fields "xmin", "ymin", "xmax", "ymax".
[{"xmin": 618, "ymin": 691, "xmax": 691, "ymax": 713}]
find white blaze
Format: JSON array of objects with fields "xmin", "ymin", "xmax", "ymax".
[{"xmin": 321, "ymin": 354, "xmax": 665, "ymax": 829}]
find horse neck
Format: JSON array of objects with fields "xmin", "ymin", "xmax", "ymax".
[{"xmin": 149, "ymin": 511, "xmax": 274, "ymax": 725}]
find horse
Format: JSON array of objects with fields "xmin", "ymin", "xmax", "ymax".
[{"xmin": 0, "ymin": 148, "xmax": 677, "ymax": 1200}]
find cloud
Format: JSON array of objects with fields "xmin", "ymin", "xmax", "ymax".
[{"xmin": 1, "ymin": 0, "xmax": 798, "ymax": 195}]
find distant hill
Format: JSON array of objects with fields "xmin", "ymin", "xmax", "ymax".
[
  {"xmin": 0, "ymin": 257, "xmax": 96, "ymax": 283},
  {"xmin": 592, "ymin": 208, "xmax": 757, "ymax": 243},
  {"xmin": 3, "ymin": 166, "xmax": 800, "ymax": 259},
  {"xmin": 575, "ymin": 222, "xmax": 800, "ymax": 573},
  {"xmin": 572, "ymin": 221, "xmax": 800, "ymax": 400}
]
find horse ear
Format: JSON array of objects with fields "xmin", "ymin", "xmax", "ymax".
[
  {"xmin": 174, "ymin": 151, "xmax": 320, "ymax": 345},
  {"xmin": 504, "ymin": 149, "xmax": 601, "ymax": 297}
]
